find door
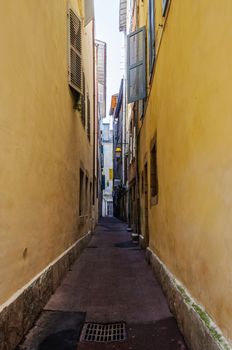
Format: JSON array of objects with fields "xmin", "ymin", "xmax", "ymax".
[{"xmin": 107, "ymin": 201, "xmax": 113, "ymax": 217}]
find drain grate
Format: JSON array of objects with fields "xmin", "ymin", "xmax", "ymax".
[{"xmin": 80, "ymin": 322, "xmax": 127, "ymax": 343}]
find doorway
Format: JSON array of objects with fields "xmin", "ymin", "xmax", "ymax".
[{"xmin": 107, "ymin": 201, "xmax": 113, "ymax": 217}]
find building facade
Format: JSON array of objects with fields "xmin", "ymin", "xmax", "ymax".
[
  {"xmin": 101, "ymin": 119, "xmax": 114, "ymax": 217},
  {"xmin": 95, "ymin": 39, "xmax": 110, "ymax": 216},
  {"xmin": 95, "ymin": 40, "xmax": 107, "ymax": 218},
  {"xmin": 0, "ymin": 1, "xmax": 97, "ymax": 348},
  {"xmin": 124, "ymin": 0, "xmax": 232, "ymax": 349},
  {"xmin": 95, "ymin": 40, "xmax": 107, "ymax": 121},
  {"xmin": 112, "ymin": 81, "xmax": 128, "ymax": 221}
]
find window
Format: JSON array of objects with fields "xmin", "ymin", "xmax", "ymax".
[
  {"xmin": 162, "ymin": 0, "xmax": 169, "ymax": 16},
  {"xmin": 79, "ymin": 169, "xmax": 84, "ymax": 216},
  {"xmin": 148, "ymin": 0, "xmax": 155, "ymax": 75},
  {"xmin": 101, "ymin": 174, "xmax": 105, "ymax": 190},
  {"xmin": 150, "ymin": 141, "xmax": 158, "ymax": 205},
  {"xmin": 81, "ymin": 72, "xmax": 86, "ymax": 126},
  {"xmin": 87, "ymin": 93, "xmax": 91, "ymax": 140},
  {"xmin": 85, "ymin": 176, "xmax": 89, "ymax": 214},
  {"xmin": 68, "ymin": 8, "xmax": 82, "ymax": 94},
  {"xmin": 141, "ymin": 171, "xmax": 144, "ymax": 194},
  {"xmin": 90, "ymin": 182, "xmax": 92, "ymax": 213},
  {"xmin": 127, "ymin": 27, "xmax": 146, "ymax": 103}
]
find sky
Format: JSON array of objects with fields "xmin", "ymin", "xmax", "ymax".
[{"xmin": 94, "ymin": 0, "xmax": 124, "ymax": 117}]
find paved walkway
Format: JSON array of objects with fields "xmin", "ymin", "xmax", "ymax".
[{"xmin": 20, "ymin": 217, "xmax": 187, "ymax": 350}]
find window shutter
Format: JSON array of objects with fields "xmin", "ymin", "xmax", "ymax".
[
  {"xmin": 87, "ymin": 94, "xmax": 91, "ymax": 140},
  {"xmin": 148, "ymin": 0, "xmax": 155, "ymax": 75},
  {"xmin": 68, "ymin": 8, "xmax": 82, "ymax": 94},
  {"xmin": 162, "ymin": 0, "xmax": 168, "ymax": 16},
  {"xmin": 127, "ymin": 27, "xmax": 146, "ymax": 103}
]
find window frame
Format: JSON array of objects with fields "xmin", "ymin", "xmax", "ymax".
[
  {"xmin": 85, "ymin": 175, "xmax": 89, "ymax": 215},
  {"xmin": 79, "ymin": 168, "xmax": 85, "ymax": 216},
  {"xmin": 150, "ymin": 140, "xmax": 159, "ymax": 206}
]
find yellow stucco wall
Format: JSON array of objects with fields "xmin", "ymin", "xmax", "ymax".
[
  {"xmin": 138, "ymin": 0, "xmax": 232, "ymax": 341},
  {"xmin": 0, "ymin": 0, "xmax": 95, "ymax": 304}
]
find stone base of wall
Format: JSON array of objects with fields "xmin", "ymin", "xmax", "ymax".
[
  {"xmin": 146, "ymin": 248, "xmax": 231, "ymax": 350},
  {"xmin": 0, "ymin": 231, "xmax": 92, "ymax": 350}
]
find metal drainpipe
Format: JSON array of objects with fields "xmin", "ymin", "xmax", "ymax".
[
  {"xmin": 123, "ymin": 30, "xmax": 130, "ymax": 227},
  {"xmin": 92, "ymin": 20, "xmax": 96, "ymax": 220},
  {"xmin": 135, "ymin": 2, "xmax": 141, "ymax": 237},
  {"xmin": 123, "ymin": 33, "xmax": 127, "ymax": 219},
  {"xmin": 135, "ymin": 102, "xmax": 140, "ymax": 237}
]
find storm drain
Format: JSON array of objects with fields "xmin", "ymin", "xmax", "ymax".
[{"xmin": 80, "ymin": 322, "xmax": 127, "ymax": 343}]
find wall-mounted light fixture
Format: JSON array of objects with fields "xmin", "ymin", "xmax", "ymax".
[{"xmin": 115, "ymin": 147, "xmax": 122, "ymax": 158}]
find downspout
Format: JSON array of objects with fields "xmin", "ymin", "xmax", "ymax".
[
  {"xmin": 92, "ymin": 19, "xmax": 96, "ymax": 221},
  {"xmin": 135, "ymin": 0, "xmax": 141, "ymax": 237},
  {"xmin": 135, "ymin": 103, "xmax": 141, "ymax": 236}
]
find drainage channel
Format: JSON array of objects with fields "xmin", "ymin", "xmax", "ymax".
[{"xmin": 80, "ymin": 322, "xmax": 127, "ymax": 343}]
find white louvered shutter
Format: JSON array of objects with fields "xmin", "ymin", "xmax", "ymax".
[{"xmin": 68, "ymin": 8, "xmax": 82, "ymax": 94}]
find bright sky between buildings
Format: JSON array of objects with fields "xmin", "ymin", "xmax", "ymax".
[{"xmin": 94, "ymin": 0, "xmax": 124, "ymax": 117}]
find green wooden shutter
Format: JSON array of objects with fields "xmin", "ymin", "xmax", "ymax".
[
  {"xmin": 148, "ymin": 0, "xmax": 155, "ymax": 75},
  {"xmin": 127, "ymin": 27, "xmax": 146, "ymax": 103},
  {"xmin": 162, "ymin": 0, "xmax": 168, "ymax": 16}
]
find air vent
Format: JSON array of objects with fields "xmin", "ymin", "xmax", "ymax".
[
  {"xmin": 80, "ymin": 322, "xmax": 127, "ymax": 343},
  {"xmin": 68, "ymin": 8, "xmax": 82, "ymax": 94}
]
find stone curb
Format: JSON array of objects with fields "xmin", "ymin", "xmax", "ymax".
[
  {"xmin": 146, "ymin": 248, "xmax": 231, "ymax": 350},
  {"xmin": 0, "ymin": 231, "xmax": 92, "ymax": 350}
]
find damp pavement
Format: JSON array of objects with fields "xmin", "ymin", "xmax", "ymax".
[{"xmin": 18, "ymin": 217, "xmax": 188, "ymax": 350}]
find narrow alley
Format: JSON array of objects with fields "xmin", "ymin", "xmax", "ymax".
[
  {"xmin": 1, "ymin": 1, "xmax": 232, "ymax": 350},
  {"xmin": 18, "ymin": 218, "xmax": 186, "ymax": 350}
]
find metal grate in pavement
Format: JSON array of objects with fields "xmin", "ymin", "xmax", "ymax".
[{"xmin": 80, "ymin": 322, "xmax": 127, "ymax": 343}]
